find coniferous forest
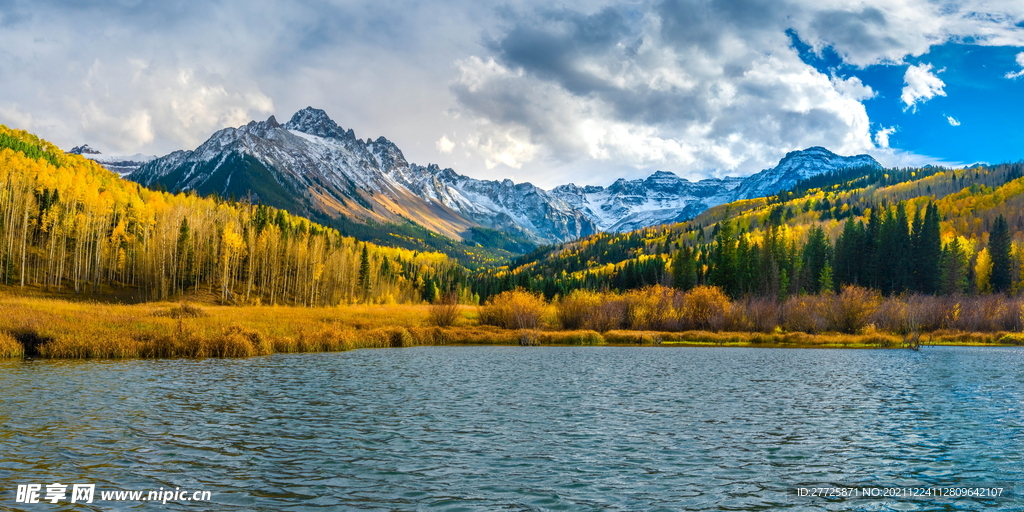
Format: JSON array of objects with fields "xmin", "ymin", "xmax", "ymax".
[{"xmin": 6, "ymin": 124, "xmax": 1024, "ymax": 349}]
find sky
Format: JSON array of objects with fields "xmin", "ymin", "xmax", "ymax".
[{"xmin": 2, "ymin": 0, "xmax": 1024, "ymax": 189}]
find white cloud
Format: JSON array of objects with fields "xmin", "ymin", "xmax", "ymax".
[
  {"xmin": 0, "ymin": 0, "xmax": 1023, "ymax": 186},
  {"xmin": 947, "ymin": 116, "xmax": 961, "ymax": 126},
  {"xmin": 1006, "ymin": 52, "xmax": 1024, "ymax": 78},
  {"xmin": 901, "ymin": 63, "xmax": 946, "ymax": 111},
  {"xmin": 874, "ymin": 126, "xmax": 896, "ymax": 148},
  {"xmin": 435, "ymin": 135, "xmax": 455, "ymax": 153}
]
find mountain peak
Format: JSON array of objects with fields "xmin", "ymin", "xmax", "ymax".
[
  {"xmin": 68, "ymin": 144, "xmax": 101, "ymax": 155},
  {"xmin": 284, "ymin": 107, "xmax": 355, "ymax": 141}
]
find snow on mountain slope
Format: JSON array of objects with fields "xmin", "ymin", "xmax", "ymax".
[
  {"xmin": 67, "ymin": 144, "xmax": 156, "ymax": 176},
  {"xmin": 129, "ymin": 108, "xmax": 596, "ymax": 244},
  {"xmin": 551, "ymin": 147, "xmax": 879, "ymax": 232},
  {"xmin": 732, "ymin": 146, "xmax": 880, "ymax": 200},
  {"xmin": 127, "ymin": 108, "xmax": 879, "ymax": 246}
]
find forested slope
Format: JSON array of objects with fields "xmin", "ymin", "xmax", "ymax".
[
  {"xmin": 0, "ymin": 126, "xmax": 472, "ymax": 305},
  {"xmin": 477, "ymin": 162, "xmax": 1024, "ymax": 301}
]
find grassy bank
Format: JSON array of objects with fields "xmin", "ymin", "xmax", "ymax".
[{"xmin": 0, "ymin": 295, "xmax": 1020, "ymax": 359}]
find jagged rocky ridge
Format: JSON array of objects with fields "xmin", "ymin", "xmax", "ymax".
[
  {"xmin": 128, "ymin": 108, "xmax": 880, "ymax": 244},
  {"xmin": 68, "ymin": 144, "xmax": 156, "ymax": 176},
  {"xmin": 550, "ymin": 146, "xmax": 881, "ymax": 232}
]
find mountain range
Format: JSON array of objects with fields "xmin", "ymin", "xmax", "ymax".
[
  {"xmin": 118, "ymin": 108, "xmax": 879, "ymax": 245},
  {"xmin": 68, "ymin": 144, "xmax": 156, "ymax": 175}
]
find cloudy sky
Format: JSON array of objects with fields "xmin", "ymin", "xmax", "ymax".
[{"xmin": 2, "ymin": 0, "xmax": 1024, "ymax": 188}]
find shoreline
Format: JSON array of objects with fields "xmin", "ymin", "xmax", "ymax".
[{"xmin": 0, "ymin": 295, "xmax": 1020, "ymax": 360}]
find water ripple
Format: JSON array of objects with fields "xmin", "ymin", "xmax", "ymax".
[{"xmin": 1, "ymin": 346, "xmax": 1023, "ymax": 511}]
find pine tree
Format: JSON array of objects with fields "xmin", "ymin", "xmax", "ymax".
[
  {"xmin": 671, "ymin": 245, "xmax": 697, "ymax": 290},
  {"xmin": 801, "ymin": 225, "xmax": 831, "ymax": 294},
  {"xmin": 358, "ymin": 243, "xmax": 371, "ymax": 299},
  {"xmin": 989, "ymin": 214, "xmax": 1012, "ymax": 293},
  {"xmin": 940, "ymin": 238, "xmax": 968, "ymax": 295},
  {"xmin": 913, "ymin": 203, "xmax": 942, "ymax": 294}
]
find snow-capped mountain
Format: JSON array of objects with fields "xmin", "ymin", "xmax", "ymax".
[
  {"xmin": 127, "ymin": 107, "xmax": 880, "ymax": 246},
  {"xmin": 551, "ymin": 173, "xmax": 745, "ymax": 233},
  {"xmin": 550, "ymin": 147, "xmax": 879, "ymax": 232},
  {"xmin": 68, "ymin": 144, "xmax": 156, "ymax": 176},
  {"xmin": 128, "ymin": 108, "xmax": 596, "ymax": 244},
  {"xmin": 731, "ymin": 146, "xmax": 880, "ymax": 200}
]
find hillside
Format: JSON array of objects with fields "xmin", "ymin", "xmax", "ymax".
[
  {"xmin": 0, "ymin": 125, "xmax": 471, "ymax": 306},
  {"xmin": 478, "ymin": 160, "xmax": 1024, "ymax": 301}
]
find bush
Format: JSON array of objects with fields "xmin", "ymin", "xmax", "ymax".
[
  {"xmin": 590, "ymin": 297, "xmax": 627, "ymax": 332},
  {"xmin": 556, "ymin": 290, "xmax": 603, "ymax": 330},
  {"xmin": 428, "ymin": 292, "xmax": 460, "ymax": 327},
  {"xmin": 870, "ymin": 296, "xmax": 909, "ymax": 334},
  {"xmin": 478, "ymin": 289, "xmax": 548, "ymax": 330},
  {"xmin": 678, "ymin": 286, "xmax": 730, "ymax": 331},
  {"xmin": 154, "ymin": 303, "xmax": 208, "ymax": 319},
  {"xmin": 782, "ymin": 295, "xmax": 826, "ymax": 333},
  {"xmin": 624, "ymin": 286, "xmax": 676, "ymax": 330},
  {"xmin": 827, "ymin": 285, "xmax": 880, "ymax": 334},
  {"xmin": 739, "ymin": 297, "xmax": 781, "ymax": 333}
]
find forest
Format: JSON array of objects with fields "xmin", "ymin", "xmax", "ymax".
[
  {"xmin": 0, "ymin": 126, "xmax": 474, "ymax": 307},
  {"xmin": 3, "ymin": 124, "xmax": 1024, "ymax": 359},
  {"xmin": 473, "ymin": 161, "xmax": 1024, "ymax": 304}
]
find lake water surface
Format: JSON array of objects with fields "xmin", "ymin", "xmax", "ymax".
[{"xmin": 1, "ymin": 346, "xmax": 1022, "ymax": 511}]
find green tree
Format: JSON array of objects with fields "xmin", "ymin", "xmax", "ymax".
[
  {"xmin": 940, "ymin": 238, "xmax": 969, "ymax": 295},
  {"xmin": 358, "ymin": 244, "xmax": 371, "ymax": 299},
  {"xmin": 989, "ymin": 214, "xmax": 1012, "ymax": 293},
  {"xmin": 801, "ymin": 225, "xmax": 831, "ymax": 294},
  {"xmin": 671, "ymin": 245, "xmax": 697, "ymax": 290}
]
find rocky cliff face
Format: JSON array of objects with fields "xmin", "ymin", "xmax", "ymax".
[
  {"xmin": 128, "ymin": 108, "xmax": 879, "ymax": 245},
  {"xmin": 129, "ymin": 108, "xmax": 596, "ymax": 244}
]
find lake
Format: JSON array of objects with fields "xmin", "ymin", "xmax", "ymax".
[{"xmin": 1, "ymin": 346, "xmax": 1022, "ymax": 511}]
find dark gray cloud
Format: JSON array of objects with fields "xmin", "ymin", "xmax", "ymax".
[{"xmin": 1, "ymin": 0, "xmax": 1023, "ymax": 188}]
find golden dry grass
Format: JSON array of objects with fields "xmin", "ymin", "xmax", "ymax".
[{"xmin": 0, "ymin": 293, "xmax": 1016, "ymax": 359}]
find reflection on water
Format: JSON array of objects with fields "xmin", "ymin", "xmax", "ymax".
[{"xmin": 1, "ymin": 346, "xmax": 1022, "ymax": 511}]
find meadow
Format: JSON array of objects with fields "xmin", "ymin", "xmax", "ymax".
[{"xmin": 1, "ymin": 284, "xmax": 1022, "ymax": 359}]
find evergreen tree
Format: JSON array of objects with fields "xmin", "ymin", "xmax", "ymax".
[
  {"xmin": 671, "ymin": 246, "xmax": 697, "ymax": 290},
  {"xmin": 990, "ymin": 214, "xmax": 1012, "ymax": 293},
  {"xmin": 913, "ymin": 203, "xmax": 942, "ymax": 294},
  {"xmin": 708, "ymin": 214, "xmax": 738, "ymax": 296},
  {"xmin": 940, "ymin": 239, "xmax": 969, "ymax": 295},
  {"xmin": 358, "ymin": 244, "xmax": 371, "ymax": 298},
  {"xmin": 801, "ymin": 225, "xmax": 831, "ymax": 294}
]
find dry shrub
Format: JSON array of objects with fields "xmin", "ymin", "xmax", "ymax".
[
  {"xmin": 296, "ymin": 324, "xmax": 356, "ymax": 352},
  {"xmin": 603, "ymin": 330, "xmax": 664, "ymax": 345},
  {"xmin": 409, "ymin": 326, "xmax": 452, "ymax": 345},
  {"xmin": 438, "ymin": 326, "xmax": 520, "ymax": 345},
  {"xmin": 905, "ymin": 295, "xmax": 949, "ymax": 332},
  {"xmin": 0, "ymin": 331, "xmax": 23, "ymax": 357},
  {"xmin": 478, "ymin": 289, "xmax": 548, "ymax": 330},
  {"xmin": 825, "ymin": 285, "xmax": 880, "ymax": 334},
  {"xmin": 590, "ymin": 297, "xmax": 627, "ymax": 332},
  {"xmin": 951, "ymin": 295, "xmax": 1016, "ymax": 332},
  {"xmin": 428, "ymin": 292, "xmax": 460, "ymax": 327},
  {"xmin": 154, "ymin": 303, "xmax": 208, "ymax": 319},
  {"xmin": 383, "ymin": 327, "xmax": 415, "ymax": 347},
  {"xmin": 871, "ymin": 297, "xmax": 910, "ymax": 334},
  {"xmin": 782, "ymin": 295, "xmax": 827, "ymax": 333},
  {"xmin": 538, "ymin": 330, "xmax": 604, "ymax": 345},
  {"xmin": 678, "ymin": 286, "xmax": 730, "ymax": 331},
  {"xmin": 556, "ymin": 290, "xmax": 604, "ymax": 330},
  {"xmin": 739, "ymin": 297, "xmax": 781, "ymax": 333},
  {"xmin": 624, "ymin": 286, "xmax": 676, "ymax": 330}
]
